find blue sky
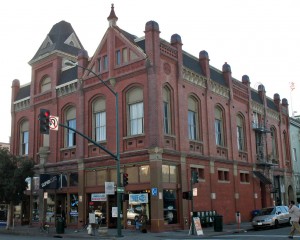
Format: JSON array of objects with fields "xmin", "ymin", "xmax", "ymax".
[{"xmin": 0, "ymin": 0, "xmax": 299, "ymax": 143}]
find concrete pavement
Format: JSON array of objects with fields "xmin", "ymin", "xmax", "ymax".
[{"xmin": 0, "ymin": 222, "xmax": 253, "ymax": 239}]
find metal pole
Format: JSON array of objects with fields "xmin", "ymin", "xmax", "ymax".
[
  {"xmin": 65, "ymin": 61, "xmax": 122, "ymax": 237},
  {"xmin": 116, "ymin": 93, "xmax": 122, "ymax": 237},
  {"xmin": 191, "ymin": 177, "xmax": 195, "ymax": 235}
]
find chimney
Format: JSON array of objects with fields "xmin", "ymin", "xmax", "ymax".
[{"xmin": 199, "ymin": 50, "xmax": 210, "ymax": 78}]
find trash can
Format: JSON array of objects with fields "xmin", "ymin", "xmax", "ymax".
[
  {"xmin": 214, "ymin": 215, "xmax": 223, "ymax": 232},
  {"xmin": 56, "ymin": 217, "xmax": 65, "ymax": 234}
]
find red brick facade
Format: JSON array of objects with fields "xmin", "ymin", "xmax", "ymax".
[{"xmin": 10, "ymin": 5, "xmax": 293, "ymax": 232}]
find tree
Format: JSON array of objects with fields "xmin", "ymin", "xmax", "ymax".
[{"xmin": 0, "ymin": 147, "xmax": 34, "ymax": 229}]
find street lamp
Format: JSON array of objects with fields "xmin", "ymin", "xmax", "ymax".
[{"xmin": 65, "ymin": 61, "xmax": 122, "ymax": 237}]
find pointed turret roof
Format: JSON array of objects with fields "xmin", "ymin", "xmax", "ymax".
[
  {"xmin": 107, "ymin": 4, "xmax": 118, "ymax": 27},
  {"xmin": 29, "ymin": 20, "xmax": 85, "ymax": 64}
]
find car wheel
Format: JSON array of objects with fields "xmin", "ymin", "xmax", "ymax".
[
  {"xmin": 274, "ymin": 220, "xmax": 279, "ymax": 229},
  {"xmin": 289, "ymin": 218, "xmax": 292, "ymax": 226}
]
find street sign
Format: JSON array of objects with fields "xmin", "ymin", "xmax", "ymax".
[
  {"xmin": 152, "ymin": 187, "xmax": 158, "ymax": 196},
  {"xmin": 49, "ymin": 115, "xmax": 59, "ymax": 131},
  {"xmin": 117, "ymin": 187, "xmax": 124, "ymax": 193}
]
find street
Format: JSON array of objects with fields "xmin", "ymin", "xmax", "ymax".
[
  {"xmin": 0, "ymin": 225, "xmax": 297, "ymax": 239},
  {"xmin": 207, "ymin": 225, "xmax": 296, "ymax": 239}
]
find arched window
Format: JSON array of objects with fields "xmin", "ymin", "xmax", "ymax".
[
  {"xmin": 283, "ymin": 131, "xmax": 288, "ymax": 162},
  {"xmin": 236, "ymin": 114, "xmax": 245, "ymax": 151},
  {"xmin": 127, "ymin": 87, "xmax": 144, "ymax": 136},
  {"xmin": 20, "ymin": 120, "xmax": 29, "ymax": 155},
  {"xmin": 65, "ymin": 107, "xmax": 76, "ymax": 147},
  {"xmin": 41, "ymin": 76, "xmax": 51, "ymax": 93},
  {"xmin": 215, "ymin": 106, "xmax": 225, "ymax": 146},
  {"xmin": 92, "ymin": 98, "xmax": 106, "ymax": 142},
  {"xmin": 270, "ymin": 127, "xmax": 277, "ymax": 161},
  {"xmin": 188, "ymin": 96, "xmax": 199, "ymax": 140},
  {"xmin": 163, "ymin": 86, "xmax": 172, "ymax": 134}
]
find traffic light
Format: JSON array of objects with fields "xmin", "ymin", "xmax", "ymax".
[
  {"xmin": 39, "ymin": 109, "xmax": 50, "ymax": 134},
  {"xmin": 123, "ymin": 173, "xmax": 128, "ymax": 186},
  {"xmin": 192, "ymin": 171, "xmax": 199, "ymax": 184}
]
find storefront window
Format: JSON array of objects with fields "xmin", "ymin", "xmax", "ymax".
[
  {"xmin": 46, "ymin": 194, "xmax": 55, "ymax": 223},
  {"xmin": 0, "ymin": 204, "xmax": 7, "ymax": 223},
  {"xmin": 32, "ymin": 195, "xmax": 39, "ymax": 222},
  {"xmin": 163, "ymin": 189, "xmax": 177, "ymax": 224},
  {"xmin": 139, "ymin": 165, "xmax": 150, "ymax": 182},
  {"xmin": 127, "ymin": 191, "xmax": 150, "ymax": 226},
  {"xmin": 70, "ymin": 194, "xmax": 78, "ymax": 223},
  {"xmin": 70, "ymin": 173, "xmax": 78, "ymax": 187},
  {"xmin": 127, "ymin": 166, "xmax": 138, "ymax": 183},
  {"xmin": 96, "ymin": 170, "xmax": 107, "ymax": 185}
]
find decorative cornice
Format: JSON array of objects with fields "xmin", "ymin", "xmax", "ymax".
[{"xmin": 182, "ymin": 67, "xmax": 206, "ymax": 89}]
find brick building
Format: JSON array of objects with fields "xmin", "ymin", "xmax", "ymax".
[{"xmin": 10, "ymin": 5, "xmax": 292, "ymax": 232}]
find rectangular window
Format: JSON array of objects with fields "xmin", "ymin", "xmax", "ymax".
[
  {"xmin": 218, "ymin": 170, "xmax": 229, "ymax": 182},
  {"xmin": 191, "ymin": 167, "xmax": 205, "ymax": 180},
  {"xmin": 122, "ymin": 48, "xmax": 128, "ymax": 63},
  {"xmin": 95, "ymin": 112, "xmax": 106, "ymax": 141},
  {"xmin": 67, "ymin": 119, "xmax": 76, "ymax": 147},
  {"xmin": 293, "ymin": 148, "xmax": 297, "ymax": 161},
  {"xmin": 103, "ymin": 55, "xmax": 108, "ymax": 71},
  {"xmin": 139, "ymin": 165, "xmax": 150, "ymax": 182},
  {"xmin": 22, "ymin": 131, "xmax": 29, "ymax": 155},
  {"xmin": 188, "ymin": 110, "xmax": 196, "ymax": 140},
  {"xmin": 215, "ymin": 119, "xmax": 223, "ymax": 145},
  {"xmin": 129, "ymin": 102, "xmax": 144, "ymax": 135},
  {"xmin": 97, "ymin": 58, "xmax": 101, "ymax": 72},
  {"xmin": 162, "ymin": 165, "xmax": 177, "ymax": 183},
  {"xmin": 240, "ymin": 172, "xmax": 250, "ymax": 183},
  {"xmin": 116, "ymin": 50, "xmax": 121, "ymax": 65}
]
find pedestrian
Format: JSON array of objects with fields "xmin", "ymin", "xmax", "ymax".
[{"xmin": 288, "ymin": 200, "xmax": 300, "ymax": 239}]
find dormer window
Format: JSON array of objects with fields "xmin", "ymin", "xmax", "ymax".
[{"xmin": 41, "ymin": 76, "xmax": 51, "ymax": 93}]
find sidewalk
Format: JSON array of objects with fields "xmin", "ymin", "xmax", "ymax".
[{"xmin": 0, "ymin": 222, "xmax": 253, "ymax": 239}]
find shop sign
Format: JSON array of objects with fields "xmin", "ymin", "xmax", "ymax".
[
  {"xmin": 39, "ymin": 174, "xmax": 59, "ymax": 189},
  {"xmin": 91, "ymin": 193, "xmax": 107, "ymax": 201},
  {"xmin": 105, "ymin": 182, "xmax": 115, "ymax": 195},
  {"xmin": 129, "ymin": 193, "xmax": 148, "ymax": 204}
]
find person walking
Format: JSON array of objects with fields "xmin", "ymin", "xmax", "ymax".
[{"xmin": 288, "ymin": 200, "xmax": 300, "ymax": 239}]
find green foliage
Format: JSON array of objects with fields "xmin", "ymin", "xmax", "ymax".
[{"xmin": 0, "ymin": 147, "xmax": 34, "ymax": 205}]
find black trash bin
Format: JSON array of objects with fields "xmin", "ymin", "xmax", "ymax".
[
  {"xmin": 214, "ymin": 215, "xmax": 223, "ymax": 232},
  {"xmin": 56, "ymin": 217, "xmax": 65, "ymax": 234}
]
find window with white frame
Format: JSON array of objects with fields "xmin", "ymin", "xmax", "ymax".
[
  {"xmin": 236, "ymin": 114, "xmax": 245, "ymax": 151},
  {"xmin": 41, "ymin": 76, "xmax": 51, "ymax": 93},
  {"xmin": 65, "ymin": 107, "xmax": 76, "ymax": 147},
  {"xmin": 127, "ymin": 87, "xmax": 144, "ymax": 136},
  {"xmin": 20, "ymin": 120, "xmax": 29, "ymax": 155},
  {"xmin": 293, "ymin": 148, "xmax": 297, "ymax": 161},
  {"xmin": 93, "ymin": 98, "xmax": 106, "ymax": 142}
]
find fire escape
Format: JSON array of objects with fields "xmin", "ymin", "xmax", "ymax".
[{"xmin": 252, "ymin": 111, "xmax": 274, "ymax": 187}]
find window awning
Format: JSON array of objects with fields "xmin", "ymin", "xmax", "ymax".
[{"xmin": 253, "ymin": 171, "xmax": 272, "ymax": 185}]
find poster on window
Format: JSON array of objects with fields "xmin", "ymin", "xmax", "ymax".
[
  {"xmin": 193, "ymin": 217, "xmax": 203, "ymax": 235},
  {"xmin": 105, "ymin": 182, "xmax": 115, "ymax": 195}
]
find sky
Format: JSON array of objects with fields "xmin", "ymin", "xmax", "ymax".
[{"xmin": 0, "ymin": 0, "xmax": 299, "ymax": 143}]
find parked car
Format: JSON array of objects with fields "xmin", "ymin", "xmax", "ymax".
[{"xmin": 251, "ymin": 206, "xmax": 290, "ymax": 229}]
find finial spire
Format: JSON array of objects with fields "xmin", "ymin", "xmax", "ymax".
[{"xmin": 107, "ymin": 3, "xmax": 118, "ymax": 27}]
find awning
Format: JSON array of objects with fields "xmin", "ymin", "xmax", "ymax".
[{"xmin": 253, "ymin": 171, "xmax": 272, "ymax": 185}]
